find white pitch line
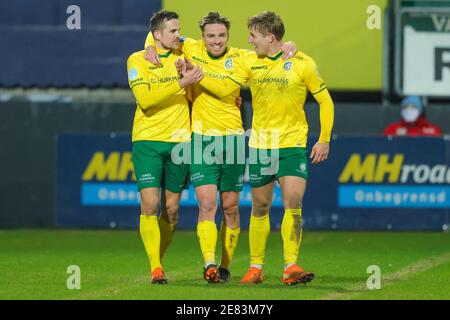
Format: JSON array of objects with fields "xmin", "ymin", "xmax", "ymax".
[{"xmin": 322, "ymin": 251, "xmax": 450, "ymax": 300}]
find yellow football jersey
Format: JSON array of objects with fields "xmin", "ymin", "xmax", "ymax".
[
  {"xmin": 127, "ymin": 49, "xmax": 190, "ymax": 142},
  {"xmin": 145, "ymin": 34, "xmax": 246, "ymax": 136},
  {"xmin": 229, "ymin": 50, "xmax": 332, "ymax": 149}
]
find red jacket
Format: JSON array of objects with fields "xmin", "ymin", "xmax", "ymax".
[{"xmin": 383, "ymin": 116, "xmax": 442, "ymax": 137}]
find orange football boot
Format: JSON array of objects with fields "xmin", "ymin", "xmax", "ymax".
[
  {"xmin": 239, "ymin": 267, "xmax": 264, "ymax": 285},
  {"xmin": 282, "ymin": 264, "xmax": 315, "ymax": 286},
  {"xmin": 151, "ymin": 267, "xmax": 168, "ymax": 284},
  {"xmin": 203, "ymin": 264, "xmax": 221, "ymax": 283}
]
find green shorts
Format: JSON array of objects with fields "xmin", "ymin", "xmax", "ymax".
[
  {"xmin": 190, "ymin": 133, "xmax": 245, "ymax": 192},
  {"xmin": 249, "ymin": 147, "xmax": 309, "ymax": 188},
  {"xmin": 132, "ymin": 140, "xmax": 189, "ymax": 192}
]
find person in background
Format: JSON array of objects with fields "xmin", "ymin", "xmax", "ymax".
[{"xmin": 383, "ymin": 96, "xmax": 442, "ymax": 137}]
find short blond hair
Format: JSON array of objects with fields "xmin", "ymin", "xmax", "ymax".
[{"xmin": 247, "ymin": 11, "xmax": 285, "ymax": 40}]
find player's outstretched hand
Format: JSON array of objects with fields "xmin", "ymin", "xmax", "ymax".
[
  {"xmin": 281, "ymin": 41, "xmax": 297, "ymax": 60},
  {"xmin": 144, "ymin": 46, "xmax": 161, "ymax": 65},
  {"xmin": 310, "ymin": 142, "xmax": 329, "ymax": 164}
]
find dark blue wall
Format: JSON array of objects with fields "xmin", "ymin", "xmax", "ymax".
[{"xmin": 0, "ymin": 0, "xmax": 161, "ymax": 87}]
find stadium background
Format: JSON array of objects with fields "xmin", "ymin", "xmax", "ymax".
[
  {"xmin": 0, "ymin": 0, "xmax": 449, "ymax": 230},
  {"xmin": 0, "ymin": 0, "xmax": 450, "ymax": 301}
]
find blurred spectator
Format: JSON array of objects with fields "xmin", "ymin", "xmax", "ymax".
[{"xmin": 383, "ymin": 96, "xmax": 442, "ymax": 137}]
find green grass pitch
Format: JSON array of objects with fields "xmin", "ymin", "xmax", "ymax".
[{"xmin": 0, "ymin": 230, "xmax": 449, "ymax": 300}]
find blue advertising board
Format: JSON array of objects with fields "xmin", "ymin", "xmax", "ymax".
[
  {"xmin": 56, "ymin": 134, "xmax": 450, "ymax": 230},
  {"xmin": 56, "ymin": 133, "xmax": 285, "ymax": 229},
  {"xmin": 308, "ymin": 136, "xmax": 449, "ymax": 230}
]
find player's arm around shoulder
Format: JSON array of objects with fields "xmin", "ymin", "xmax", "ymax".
[
  {"xmin": 193, "ymin": 47, "xmax": 243, "ymax": 99},
  {"xmin": 226, "ymin": 48, "xmax": 254, "ymax": 87}
]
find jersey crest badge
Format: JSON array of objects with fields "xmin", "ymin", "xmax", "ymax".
[
  {"xmin": 283, "ymin": 62, "xmax": 292, "ymax": 71},
  {"xmin": 224, "ymin": 58, "xmax": 233, "ymax": 70},
  {"xmin": 299, "ymin": 163, "xmax": 306, "ymax": 172}
]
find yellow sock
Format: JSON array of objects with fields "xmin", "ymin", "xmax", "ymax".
[
  {"xmin": 249, "ymin": 213, "xmax": 270, "ymax": 265},
  {"xmin": 197, "ymin": 220, "xmax": 217, "ymax": 264},
  {"xmin": 281, "ymin": 208, "xmax": 302, "ymax": 265},
  {"xmin": 139, "ymin": 215, "xmax": 162, "ymax": 272},
  {"xmin": 220, "ymin": 221, "xmax": 240, "ymax": 269},
  {"xmin": 158, "ymin": 216, "xmax": 176, "ymax": 259}
]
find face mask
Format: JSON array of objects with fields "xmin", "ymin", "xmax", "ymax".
[{"xmin": 401, "ymin": 107, "xmax": 420, "ymax": 123}]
